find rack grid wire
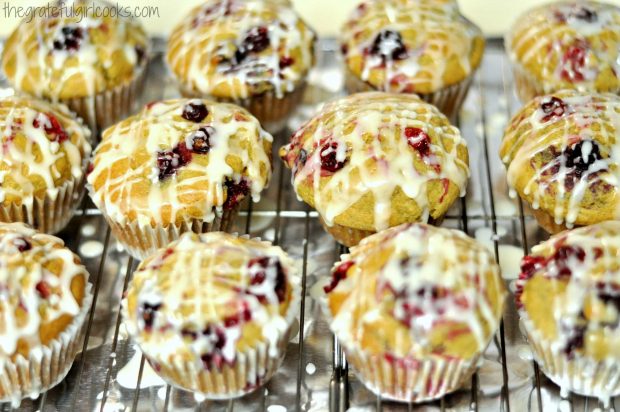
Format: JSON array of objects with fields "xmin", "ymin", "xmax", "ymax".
[{"xmin": 0, "ymin": 38, "xmax": 617, "ymax": 412}]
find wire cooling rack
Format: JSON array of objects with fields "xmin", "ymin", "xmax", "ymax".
[{"xmin": 0, "ymin": 38, "xmax": 617, "ymax": 412}]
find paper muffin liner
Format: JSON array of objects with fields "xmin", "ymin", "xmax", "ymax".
[
  {"xmin": 344, "ymin": 67, "xmax": 474, "ymax": 123},
  {"xmin": 345, "ymin": 348, "xmax": 480, "ymax": 402},
  {"xmin": 316, "ymin": 278, "xmax": 480, "ymax": 402},
  {"xmin": 179, "ymin": 81, "xmax": 307, "ymax": 135},
  {"xmin": 0, "ymin": 165, "xmax": 87, "ymax": 235},
  {"xmin": 122, "ymin": 251, "xmax": 301, "ymax": 399},
  {"xmin": 520, "ymin": 316, "xmax": 620, "ymax": 400},
  {"xmin": 99, "ymin": 204, "xmax": 240, "ymax": 261},
  {"xmin": 0, "ymin": 284, "xmax": 92, "ymax": 406},
  {"xmin": 62, "ymin": 60, "xmax": 149, "ymax": 139}
]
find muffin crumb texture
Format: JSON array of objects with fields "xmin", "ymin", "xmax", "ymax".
[
  {"xmin": 124, "ymin": 232, "xmax": 299, "ymax": 397},
  {"xmin": 167, "ymin": 0, "xmax": 316, "ymax": 100},
  {"xmin": 341, "ymin": 0, "xmax": 484, "ymax": 94},
  {"xmin": 507, "ymin": 1, "xmax": 620, "ymax": 95},
  {"xmin": 500, "ymin": 89, "xmax": 620, "ymax": 232},
  {"xmin": 280, "ymin": 92, "xmax": 469, "ymax": 233},
  {"xmin": 1, "ymin": 0, "xmax": 149, "ymax": 100},
  {"xmin": 517, "ymin": 222, "xmax": 620, "ymax": 402}
]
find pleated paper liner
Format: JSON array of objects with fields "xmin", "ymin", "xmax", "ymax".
[
  {"xmin": 520, "ymin": 314, "xmax": 620, "ymax": 403},
  {"xmin": 121, "ymin": 253, "xmax": 301, "ymax": 399},
  {"xmin": 99, "ymin": 204, "xmax": 240, "ymax": 261},
  {"xmin": 0, "ymin": 168, "xmax": 87, "ymax": 235},
  {"xmin": 178, "ymin": 81, "xmax": 307, "ymax": 136},
  {"xmin": 0, "ymin": 284, "xmax": 93, "ymax": 407},
  {"xmin": 343, "ymin": 67, "xmax": 475, "ymax": 123}
]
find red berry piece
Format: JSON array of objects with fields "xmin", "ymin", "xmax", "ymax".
[
  {"xmin": 235, "ymin": 26, "xmax": 270, "ymax": 63},
  {"xmin": 324, "ymin": 261, "xmax": 354, "ymax": 293},
  {"xmin": 200, "ymin": 324, "xmax": 227, "ymax": 369},
  {"xmin": 33, "ymin": 113, "xmax": 69, "ymax": 143},
  {"xmin": 13, "ymin": 236, "xmax": 32, "ymax": 252},
  {"xmin": 279, "ymin": 56, "xmax": 295, "ymax": 69},
  {"xmin": 540, "ymin": 96, "xmax": 568, "ymax": 122},
  {"xmin": 570, "ymin": 6, "xmax": 598, "ymax": 22},
  {"xmin": 156, "ymin": 143, "xmax": 193, "ymax": 181},
  {"xmin": 223, "ymin": 178, "xmax": 250, "ymax": 209},
  {"xmin": 370, "ymin": 30, "xmax": 407, "ymax": 62},
  {"xmin": 319, "ymin": 142, "xmax": 347, "ymax": 173},
  {"xmin": 562, "ymin": 323, "xmax": 587, "ymax": 359},
  {"xmin": 549, "ymin": 245, "xmax": 586, "ymax": 278},
  {"xmin": 187, "ymin": 126, "xmax": 214, "ymax": 154},
  {"xmin": 140, "ymin": 302, "xmax": 162, "ymax": 331},
  {"xmin": 519, "ymin": 255, "xmax": 546, "ymax": 279},
  {"xmin": 35, "ymin": 281, "xmax": 52, "ymax": 299},
  {"xmin": 247, "ymin": 256, "xmax": 287, "ymax": 303},
  {"xmin": 405, "ymin": 127, "xmax": 431, "ymax": 158},
  {"xmin": 561, "ymin": 41, "xmax": 589, "ymax": 82},
  {"xmin": 53, "ymin": 26, "xmax": 84, "ymax": 52},
  {"xmin": 563, "ymin": 140, "xmax": 603, "ymax": 178},
  {"xmin": 223, "ymin": 303, "xmax": 252, "ymax": 327},
  {"xmin": 181, "ymin": 101, "xmax": 209, "ymax": 123}
]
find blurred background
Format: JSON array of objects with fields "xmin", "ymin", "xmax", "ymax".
[{"xmin": 2, "ymin": 0, "xmax": 620, "ymax": 37}]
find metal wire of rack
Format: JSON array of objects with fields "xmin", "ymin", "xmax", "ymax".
[{"xmin": 0, "ymin": 38, "xmax": 618, "ymax": 412}]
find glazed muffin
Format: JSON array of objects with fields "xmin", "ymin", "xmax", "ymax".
[
  {"xmin": 500, "ymin": 89, "xmax": 620, "ymax": 233},
  {"xmin": 1, "ymin": 0, "xmax": 149, "ymax": 135},
  {"xmin": 0, "ymin": 95, "xmax": 91, "ymax": 234},
  {"xmin": 167, "ymin": 0, "xmax": 316, "ymax": 133},
  {"xmin": 0, "ymin": 222, "xmax": 92, "ymax": 406},
  {"xmin": 87, "ymin": 99, "xmax": 272, "ymax": 259},
  {"xmin": 321, "ymin": 223, "xmax": 505, "ymax": 402},
  {"xmin": 507, "ymin": 1, "xmax": 620, "ymax": 102},
  {"xmin": 340, "ymin": 0, "xmax": 484, "ymax": 120},
  {"xmin": 516, "ymin": 222, "xmax": 620, "ymax": 402},
  {"xmin": 123, "ymin": 232, "xmax": 299, "ymax": 398},
  {"xmin": 280, "ymin": 92, "xmax": 469, "ymax": 247}
]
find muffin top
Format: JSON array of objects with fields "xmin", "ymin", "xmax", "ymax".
[
  {"xmin": 500, "ymin": 89, "xmax": 620, "ymax": 229},
  {"xmin": 517, "ymin": 222, "xmax": 620, "ymax": 361},
  {"xmin": 0, "ymin": 95, "xmax": 91, "ymax": 208},
  {"xmin": 88, "ymin": 99, "xmax": 272, "ymax": 227},
  {"xmin": 1, "ymin": 0, "xmax": 149, "ymax": 100},
  {"xmin": 0, "ymin": 222, "xmax": 89, "ymax": 360},
  {"xmin": 323, "ymin": 223, "xmax": 505, "ymax": 360},
  {"xmin": 340, "ymin": 0, "xmax": 484, "ymax": 94},
  {"xmin": 507, "ymin": 1, "xmax": 620, "ymax": 94},
  {"xmin": 279, "ymin": 92, "xmax": 469, "ymax": 232},
  {"xmin": 124, "ymin": 232, "xmax": 298, "ymax": 365},
  {"xmin": 166, "ymin": 0, "xmax": 316, "ymax": 100}
]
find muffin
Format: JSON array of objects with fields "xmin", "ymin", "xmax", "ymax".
[
  {"xmin": 516, "ymin": 222, "xmax": 620, "ymax": 402},
  {"xmin": 0, "ymin": 222, "xmax": 92, "ymax": 406},
  {"xmin": 166, "ymin": 0, "xmax": 316, "ymax": 133},
  {"xmin": 87, "ymin": 99, "xmax": 272, "ymax": 260},
  {"xmin": 123, "ymin": 232, "xmax": 299, "ymax": 398},
  {"xmin": 321, "ymin": 223, "xmax": 505, "ymax": 402},
  {"xmin": 0, "ymin": 95, "xmax": 91, "ymax": 234},
  {"xmin": 1, "ymin": 0, "xmax": 149, "ymax": 135},
  {"xmin": 500, "ymin": 89, "xmax": 620, "ymax": 233},
  {"xmin": 340, "ymin": 0, "xmax": 484, "ymax": 120},
  {"xmin": 279, "ymin": 92, "xmax": 469, "ymax": 247},
  {"xmin": 506, "ymin": 1, "xmax": 620, "ymax": 102}
]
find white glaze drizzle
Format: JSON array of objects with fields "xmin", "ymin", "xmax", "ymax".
[
  {"xmin": 0, "ymin": 96, "xmax": 91, "ymax": 211},
  {"xmin": 166, "ymin": 0, "xmax": 315, "ymax": 100},
  {"xmin": 0, "ymin": 222, "xmax": 88, "ymax": 357},
  {"xmin": 517, "ymin": 221, "xmax": 620, "ymax": 402},
  {"xmin": 326, "ymin": 223, "xmax": 505, "ymax": 357},
  {"xmin": 1, "ymin": 0, "xmax": 148, "ymax": 100},
  {"xmin": 124, "ymin": 232, "xmax": 298, "ymax": 365},
  {"xmin": 341, "ymin": 0, "xmax": 482, "ymax": 92},
  {"xmin": 501, "ymin": 89, "xmax": 620, "ymax": 227},
  {"xmin": 87, "ymin": 99, "xmax": 272, "ymax": 227},
  {"xmin": 281, "ymin": 92, "xmax": 469, "ymax": 231},
  {"xmin": 507, "ymin": 1, "xmax": 620, "ymax": 92}
]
